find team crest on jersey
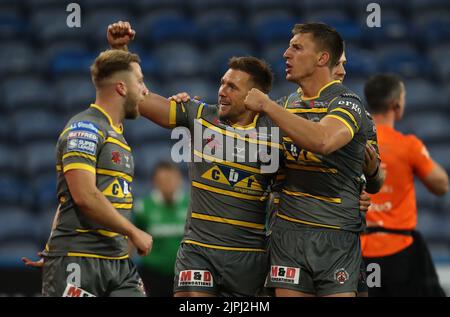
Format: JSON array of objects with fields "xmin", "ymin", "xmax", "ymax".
[
  {"xmin": 103, "ymin": 178, "xmax": 132, "ymax": 199},
  {"xmin": 334, "ymin": 268, "xmax": 349, "ymax": 285},
  {"xmin": 111, "ymin": 151, "xmax": 121, "ymax": 164},
  {"xmin": 178, "ymin": 270, "xmax": 213, "ymax": 287},
  {"xmin": 201, "ymin": 165, "xmax": 263, "ymax": 191},
  {"xmin": 270, "ymin": 265, "xmax": 300, "ymax": 284}
]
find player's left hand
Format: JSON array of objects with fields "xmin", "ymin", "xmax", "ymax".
[
  {"xmin": 359, "ymin": 191, "xmax": 371, "ymax": 213},
  {"xmin": 363, "ymin": 143, "xmax": 378, "ymax": 177},
  {"xmin": 21, "ymin": 252, "xmax": 44, "ymax": 269},
  {"xmin": 244, "ymin": 88, "xmax": 270, "ymax": 113}
]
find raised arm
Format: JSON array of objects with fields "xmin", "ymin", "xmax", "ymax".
[{"xmin": 107, "ymin": 21, "xmax": 172, "ymax": 128}]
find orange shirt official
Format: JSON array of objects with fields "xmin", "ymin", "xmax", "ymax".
[{"xmin": 361, "ymin": 124, "xmax": 435, "ymax": 258}]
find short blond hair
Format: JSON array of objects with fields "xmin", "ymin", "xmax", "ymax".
[{"xmin": 90, "ymin": 49, "xmax": 141, "ymax": 86}]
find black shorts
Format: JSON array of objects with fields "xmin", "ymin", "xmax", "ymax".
[
  {"xmin": 363, "ymin": 231, "xmax": 446, "ymax": 297},
  {"xmin": 42, "ymin": 256, "xmax": 146, "ymax": 297},
  {"xmin": 267, "ymin": 220, "xmax": 361, "ymax": 296},
  {"xmin": 173, "ymin": 243, "xmax": 269, "ymax": 296}
]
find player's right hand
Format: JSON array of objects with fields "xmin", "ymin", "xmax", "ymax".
[
  {"xmin": 168, "ymin": 92, "xmax": 204, "ymax": 103},
  {"xmin": 130, "ymin": 229, "xmax": 153, "ymax": 256},
  {"xmin": 169, "ymin": 92, "xmax": 191, "ymax": 103},
  {"xmin": 107, "ymin": 21, "xmax": 135, "ymax": 50},
  {"xmin": 21, "ymin": 252, "xmax": 44, "ymax": 269}
]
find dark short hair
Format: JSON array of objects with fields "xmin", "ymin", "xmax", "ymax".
[
  {"xmin": 228, "ymin": 56, "xmax": 273, "ymax": 93},
  {"xmin": 292, "ymin": 23, "xmax": 344, "ymax": 69},
  {"xmin": 151, "ymin": 160, "xmax": 180, "ymax": 179},
  {"xmin": 364, "ymin": 74, "xmax": 403, "ymax": 114},
  {"xmin": 90, "ymin": 49, "xmax": 141, "ymax": 86}
]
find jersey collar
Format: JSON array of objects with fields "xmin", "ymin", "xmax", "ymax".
[
  {"xmin": 301, "ymin": 80, "xmax": 341, "ymax": 101},
  {"xmin": 90, "ymin": 104, "xmax": 123, "ymax": 134}
]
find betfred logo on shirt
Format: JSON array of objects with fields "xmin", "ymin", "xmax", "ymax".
[
  {"xmin": 178, "ymin": 270, "xmax": 213, "ymax": 287},
  {"xmin": 62, "ymin": 283, "xmax": 96, "ymax": 297},
  {"xmin": 270, "ymin": 265, "xmax": 300, "ymax": 284}
]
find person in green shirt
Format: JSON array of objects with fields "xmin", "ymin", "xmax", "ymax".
[{"xmin": 134, "ymin": 161, "xmax": 188, "ymax": 297}]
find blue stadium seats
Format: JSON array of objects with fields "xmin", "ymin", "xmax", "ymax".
[
  {"xmin": 300, "ymin": 0, "xmax": 352, "ymax": 13},
  {"xmin": 124, "ymin": 117, "xmax": 171, "ymax": 145},
  {"xmin": 1, "ymin": 0, "xmax": 450, "ymax": 270},
  {"xmin": 0, "ymin": 144, "xmax": 19, "ymax": 173},
  {"xmin": 0, "ymin": 42, "xmax": 35, "ymax": 76},
  {"xmin": 428, "ymin": 145, "xmax": 450, "ymax": 172},
  {"xmin": 250, "ymin": 11, "xmax": 297, "ymax": 47},
  {"xmin": 262, "ymin": 42, "xmax": 288, "ymax": 81},
  {"xmin": 138, "ymin": 52, "xmax": 162, "ymax": 78},
  {"xmin": 49, "ymin": 51, "xmax": 97, "ymax": 76},
  {"xmin": 36, "ymin": 208, "xmax": 57, "ymax": 244},
  {"xmin": 403, "ymin": 79, "xmax": 446, "ymax": 110},
  {"xmin": 13, "ymin": 111, "xmax": 62, "ymax": 144},
  {"xmin": 408, "ymin": 0, "xmax": 450, "ymax": 14},
  {"xmin": 31, "ymin": 9, "xmax": 86, "ymax": 44},
  {"xmin": 378, "ymin": 44, "xmax": 430, "ymax": 78},
  {"xmin": 3, "ymin": 76, "xmax": 55, "ymax": 111},
  {"xmin": 270, "ymin": 82, "xmax": 298, "ymax": 101},
  {"xmin": 22, "ymin": 141, "xmax": 58, "ymax": 177},
  {"xmin": 429, "ymin": 44, "xmax": 450, "ymax": 82},
  {"xmin": 32, "ymin": 173, "xmax": 57, "ymax": 210},
  {"xmin": 166, "ymin": 79, "xmax": 217, "ymax": 105},
  {"xmin": 132, "ymin": 0, "xmax": 186, "ymax": 12},
  {"xmin": 0, "ymin": 241, "xmax": 41, "ymax": 267},
  {"xmin": 133, "ymin": 143, "xmax": 174, "ymax": 179},
  {"xmin": 84, "ymin": 9, "xmax": 131, "ymax": 46},
  {"xmin": 360, "ymin": 10, "xmax": 412, "ymax": 47},
  {"xmin": 344, "ymin": 45, "xmax": 378, "ymax": 77},
  {"xmin": 79, "ymin": 0, "xmax": 130, "ymax": 11},
  {"xmin": 415, "ymin": 180, "xmax": 440, "ymax": 209},
  {"xmin": 137, "ymin": 10, "xmax": 197, "ymax": 46},
  {"xmin": 343, "ymin": 78, "xmax": 366, "ymax": 100},
  {"xmin": 417, "ymin": 209, "xmax": 447, "ymax": 240},
  {"xmin": 155, "ymin": 42, "xmax": 203, "ymax": 79},
  {"xmin": 205, "ymin": 42, "xmax": 255, "ymax": 77},
  {"xmin": 188, "ymin": 0, "xmax": 241, "ymax": 12},
  {"xmin": 196, "ymin": 9, "xmax": 245, "ymax": 45},
  {"xmin": 56, "ymin": 77, "xmax": 96, "ymax": 112},
  {"xmin": 350, "ymin": 0, "xmax": 406, "ymax": 14},
  {"xmin": 0, "ymin": 7, "xmax": 27, "ymax": 39},
  {"xmin": 0, "ymin": 121, "xmax": 9, "ymax": 142},
  {"xmin": 0, "ymin": 176, "xmax": 25, "ymax": 206},
  {"xmin": 415, "ymin": 10, "xmax": 450, "ymax": 47},
  {"xmin": 308, "ymin": 10, "xmax": 362, "ymax": 44},
  {"xmin": 244, "ymin": 0, "xmax": 293, "ymax": 13},
  {"xmin": 25, "ymin": 0, "xmax": 65, "ymax": 10},
  {"xmin": 401, "ymin": 113, "xmax": 450, "ymax": 144},
  {"xmin": 43, "ymin": 41, "xmax": 90, "ymax": 75}
]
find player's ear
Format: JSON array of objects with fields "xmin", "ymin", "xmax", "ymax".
[
  {"xmin": 317, "ymin": 51, "xmax": 330, "ymax": 67},
  {"xmin": 115, "ymin": 81, "xmax": 127, "ymax": 97}
]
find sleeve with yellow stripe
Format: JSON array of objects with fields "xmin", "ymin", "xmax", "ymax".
[
  {"xmin": 169, "ymin": 99, "xmax": 205, "ymax": 129},
  {"xmin": 326, "ymin": 96, "xmax": 364, "ymax": 139},
  {"xmin": 61, "ymin": 121, "xmax": 104, "ymax": 175}
]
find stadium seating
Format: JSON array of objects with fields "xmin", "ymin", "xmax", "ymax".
[{"xmin": 1, "ymin": 0, "xmax": 449, "ymax": 271}]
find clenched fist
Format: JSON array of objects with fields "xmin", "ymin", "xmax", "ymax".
[
  {"xmin": 244, "ymin": 88, "xmax": 271, "ymax": 113},
  {"xmin": 107, "ymin": 21, "xmax": 136, "ymax": 50}
]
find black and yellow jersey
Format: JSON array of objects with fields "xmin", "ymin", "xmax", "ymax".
[
  {"xmin": 276, "ymin": 81, "xmax": 372, "ymax": 232},
  {"xmin": 170, "ymin": 99, "xmax": 282, "ymax": 251},
  {"xmin": 44, "ymin": 104, "xmax": 134, "ymax": 259}
]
